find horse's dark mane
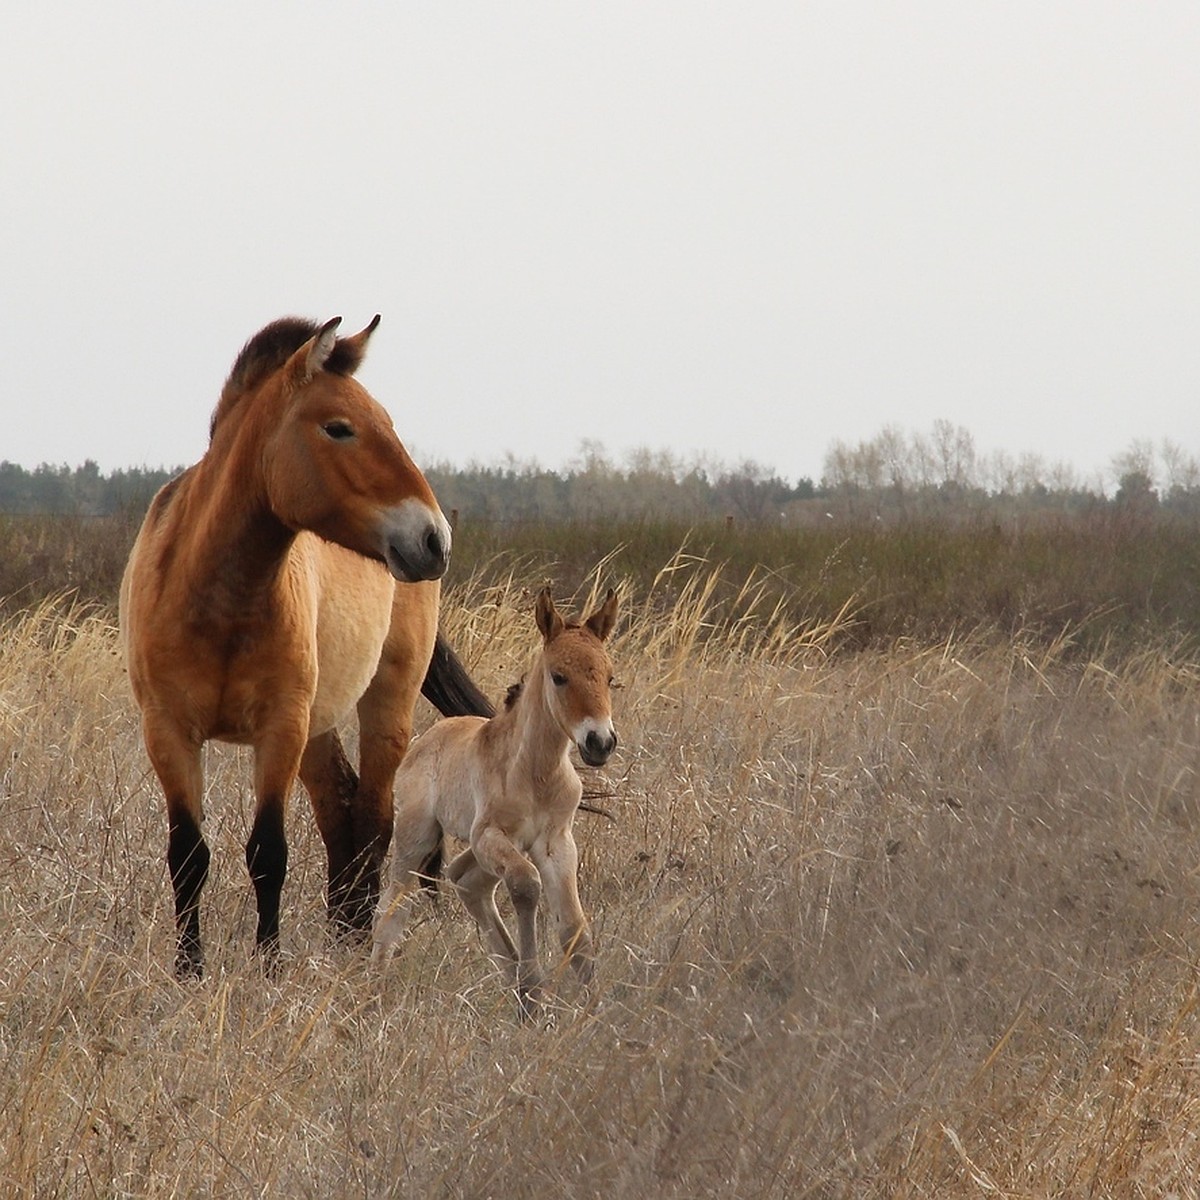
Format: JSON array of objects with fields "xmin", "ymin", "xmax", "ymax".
[
  {"xmin": 210, "ymin": 317, "xmax": 364, "ymax": 439},
  {"xmin": 504, "ymin": 679, "xmax": 524, "ymax": 710}
]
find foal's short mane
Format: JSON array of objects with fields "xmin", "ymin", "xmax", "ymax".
[{"xmin": 210, "ymin": 317, "xmax": 367, "ymax": 439}]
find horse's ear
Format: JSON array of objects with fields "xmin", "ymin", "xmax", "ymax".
[
  {"xmin": 335, "ymin": 313, "xmax": 381, "ymax": 375},
  {"xmin": 285, "ymin": 316, "xmax": 342, "ymax": 386},
  {"xmin": 535, "ymin": 588, "xmax": 564, "ymax": 643},
  {"xmin": 585, "ymin": 588, "xmax": 619, "ymax": 642}
]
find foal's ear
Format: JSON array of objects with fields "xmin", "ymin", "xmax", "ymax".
[
  {"xmin": 286, "ymin": 316, "xmax": 342, "ymax": 386},
  {"xmin": 585, "ymin": 588, "xmax": 619, "ymax": 642},
  {"xmin": 334, "ymin": 313, "xmax": 381, "ymax": 375},
  {"xmin": 535, "ymin": 587, "xmax": 564, "ymax": 643}
]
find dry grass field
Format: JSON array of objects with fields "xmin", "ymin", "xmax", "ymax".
[{"xmin": 3, "ymin": 553, "xmax": 1200, "ymax": 1196}]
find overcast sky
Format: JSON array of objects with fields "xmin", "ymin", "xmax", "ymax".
[{"xmin": 3, "ymin": 3, "xmax": 1198, "ymax": 487}]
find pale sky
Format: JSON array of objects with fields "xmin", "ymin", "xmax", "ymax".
[{"xmin": 3, "ymin": 2, "xmax": 1198, "ymax": 487}]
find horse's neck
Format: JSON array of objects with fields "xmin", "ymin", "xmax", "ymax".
[
  {"xmin": 504, "ymin": 667, "xmax": 570, "ymax": 779},
  {"xmin": 177, "ymin": 426, "xmax": 294, "ymax": 602}
]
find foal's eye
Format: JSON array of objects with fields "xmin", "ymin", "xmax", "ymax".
[
  {"xmin": 322, "ymin": 420, "xmax": 355, "ymax": 441},
  {"xmin": 551, "ymin": 671, "xmax": 567, "ymax": 687}
]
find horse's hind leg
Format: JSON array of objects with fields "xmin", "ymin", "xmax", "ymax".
[
  {"xmin": 353, "ymin": 594, "xmax": 435, "ymax": 931},
  {"xmin": 372, "ymin": 791, "xmax": 442, "ymax": 960},
  {"xmin": 142, "ymin": 716, "xmax": 208, "ymax": 979},
  {"xmin": 300, "ymin": 730, "xmax": 360, "ymax": 938}
]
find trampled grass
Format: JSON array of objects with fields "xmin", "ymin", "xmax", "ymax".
[{"xmin": 3, "ymin": 562, "xmax": 1200, "ymax": 1196}]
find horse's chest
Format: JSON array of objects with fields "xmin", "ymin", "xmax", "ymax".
[
  {"xmin": 204, "ymin": 633, "xmax": 316, "ymax": 742},
  {"xmin": 494, "ymin": 783, "xmax": 575, "ymax": 852}
]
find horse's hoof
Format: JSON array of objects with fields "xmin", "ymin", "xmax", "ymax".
[
  {"xmin": 174, "ymin": 955, "xmax": 204, "ymax": 982},
  {"xmin": 328, "ymin": 913, "xmax": 370, "ymax": 945}
]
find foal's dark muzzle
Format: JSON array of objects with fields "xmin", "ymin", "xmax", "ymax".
[{"xmin": 579, "ymin": 728, "xmax": 617, "ymax": 768}]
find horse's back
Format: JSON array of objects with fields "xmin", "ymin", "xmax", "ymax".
[{"xmin": 401, "ymin": 716, "xmax": 489, "ymax": 771}]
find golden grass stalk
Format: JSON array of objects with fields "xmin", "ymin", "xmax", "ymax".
[{"xmin": 2, "ymin": 567, "xmax": 1200, "ymax": 1196}]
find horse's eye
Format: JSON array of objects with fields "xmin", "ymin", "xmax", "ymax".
[
  {"xmin": 322, "ymin": 420, "xmax": 355, "ymax": 441},
  {"xmin": 551, "ymin": 672, "xmax": 567, "ymax": 687}
]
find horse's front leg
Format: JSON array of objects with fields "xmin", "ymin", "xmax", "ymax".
[
  {"xmin": 534, "ymin": 830, "xmax": 595, "ymax": 983},
  {"xmin": 469, "ymin": 827, "xmax": 544, "ymax": 1015},
  {"xmin": 447, "ymin": 847, "xmax": 517, "ymax": 966},
  {"xmin": 372, "ymin": 790, "xmax": 444, "ymax": 962},
  {"xmin": 247, "ymin": 718, "xmax": 307, "ymax": 971},
  {"xmin": 143, "ymin": 714, "xmax": 208, "ymax": 980}
]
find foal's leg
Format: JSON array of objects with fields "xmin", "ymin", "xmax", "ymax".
[
  {"xmin": 299, "ymin": 730, "xmax": 360, "ymax": 937},
  {"xmin": 143, "ymin": 715, "xmax": 208, "ymax": 980},
  {"xmin": 447, "ymin": 847, "xmax": 518, "ymax": 971},
  {"xmin": 466, "ymin": 827, "xmax": 545, "ymax": 1011},
  {"xmin": 533, "ymin": 831, "xmax": 595, "ymax": 983},
  {"xmin": 372, "ymin": 790, "xmax": 443, "ymax": 961}
]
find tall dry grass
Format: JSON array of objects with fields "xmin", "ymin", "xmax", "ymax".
[{"xmin": 3, "ymin": 563, "xmax": 1200, "ymax": 1196}]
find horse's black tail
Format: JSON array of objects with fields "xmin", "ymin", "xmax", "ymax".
[{"xmin": 421, "ymin": 632, "xmax": 495, "ymax": 718}]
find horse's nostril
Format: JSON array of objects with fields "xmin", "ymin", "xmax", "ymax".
[
  {"xmin": 583, "ymin": 729, "xmax": 615, "ymax": 762},
  {"xmin": 425, "ymin": 527, "xmax": 448, "ymax": 568}
]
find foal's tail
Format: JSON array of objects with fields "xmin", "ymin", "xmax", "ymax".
[
  {"xmin": 421, "ymin": 632, "xmax": 495, "ymax": 718},
  {"xmin": 416, "ymin": 842, "xmax": 443, "ymax": 896}
]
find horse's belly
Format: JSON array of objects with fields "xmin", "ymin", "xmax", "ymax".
[{"xmin": 301, "ymin": 536, "xmax": 396, "ymax": 735}]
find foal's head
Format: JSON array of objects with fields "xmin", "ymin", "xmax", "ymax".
[
  {"xmin": 215, "ymin": 315, "xmax": 451, "ymax": 582},
  {"xmin": 535, "ymin": 588, "xmax": 620, "ymax": 767}
]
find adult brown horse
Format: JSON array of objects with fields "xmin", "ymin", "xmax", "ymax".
[{"xmin": 121, "ymin": 314, "xmax": 492, "ymax": 978}]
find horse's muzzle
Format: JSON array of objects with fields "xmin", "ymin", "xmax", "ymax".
[
  {"xmin": 382, "ymin": 504, "xmax": 452, "ymax": 582},
  {"xmin": 387, "ymin": 526, "xmax": 449, "ymax": 581},
  {"xmin": 579, "ymin": 727, "xmax": 617, "ymax": 768}
]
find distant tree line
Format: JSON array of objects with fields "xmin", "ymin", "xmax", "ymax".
[
  {"xmin": 424, "ymin": 441, "xmax": 815, "ymax": 524},
  {"xmin": 4, "ymin": 424, "xmax": 1199, "ymax": 522},
  {"xmin": 0, "ymin": 460, "xmax": 179, "ymax": 516},
  {"xmin": 819, "ymin": 421, "xmax": 1200, "ymax": 522}
]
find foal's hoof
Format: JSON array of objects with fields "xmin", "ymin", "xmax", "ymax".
[{"xmin": 516, "ymin": 977, "xmax": 546, "ymax": 1022}]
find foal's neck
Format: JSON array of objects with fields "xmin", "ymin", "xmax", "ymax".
[{"xmin": 505, "ymin": 661, "xmax": 571, "ymax": 775}]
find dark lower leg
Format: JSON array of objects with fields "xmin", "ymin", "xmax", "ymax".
[
  {"xmin": 340, "ymin": 804, "xmax": 393, "ymax": 935},
  {"xmin": 301, "ymin": 732, "xmax": 362, "ymax": 937},
  {"xmin": 167, "ymin": 816, "xmax": 210, "ymax": 980},
  {"xmin": 245, "ymin": 806, "xmax": 288, "ymax": 967}
]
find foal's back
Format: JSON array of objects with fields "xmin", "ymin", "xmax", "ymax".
[{"xmin": 395, "ymin": 715, "xmax": 491, "ymax": 840}]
